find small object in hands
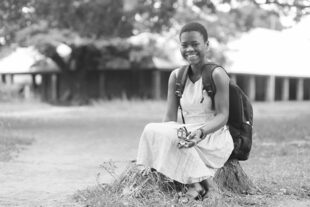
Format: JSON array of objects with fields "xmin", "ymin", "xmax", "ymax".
[
  {"xmin": 177, "ymin": 127, "xmax": 196, "ymax": 148},
  {"xmin": 177, "ymin": 140, "xmax": 188, "ymax": 148},
  {"xmin": 177, "ymin": 127, "xmax": 190, "ymax": 140}
]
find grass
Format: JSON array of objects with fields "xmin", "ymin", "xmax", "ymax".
[
  {"xmin": 0, "ymin": 123, "xmax": 34, "ymax": 161},
  {"xmin": 74, "ymin": 162, "xmax": 231, "ymax": 207},
  {"xmin": 0, "ymin": 99, "xmax": 40, "ymax": 161},
  {"xmin": 72, "ymin": 101, "xmax": 310, "ymax": 207}
]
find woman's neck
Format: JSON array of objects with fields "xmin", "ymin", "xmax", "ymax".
[
  {"xmin": 191, "ymin": 64, "xmax": 202, "ymax": 75},
  {"xmin": 190, "ymin": 61, "xmax": 205, "ymax": 76},
  {"xmin": 188, "ymin": 63, "xmax": 203, "ymax": 83},
  {"xmin": 190, "ymin": 56, "xmax": 208, "ymax": 74}
]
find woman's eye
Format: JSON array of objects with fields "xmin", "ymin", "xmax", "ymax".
[{"xmin": 181, "ymin": 43, "xmax": 199, "ymax": 48}]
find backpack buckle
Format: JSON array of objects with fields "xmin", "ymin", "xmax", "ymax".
[
  {"xmin": 175, "ymin": 90, "xmax": 182, "ymax": 98},
  {"xmin": 245, "ymin": 121, "xmax": 252, "ymax": 127},
  {"xmin": 206, "ymin": 89, "xmax": 214, "ymax": 96},
  {"xmin": 175, "ymin": 83, "xmax": 182, "ymax": 98}
]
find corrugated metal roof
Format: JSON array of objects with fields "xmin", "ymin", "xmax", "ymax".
[
  {"xmin": 0, "ymin": 47, "xmax": 59, "ymax": 74},
  {"xmin": 225, "ymin": 18, "xmax": 310, "ymax": 77}
]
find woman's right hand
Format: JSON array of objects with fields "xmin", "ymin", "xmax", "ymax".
[{"xmin": 177, "ymin": 129, "xmax": 204, "ymax": 148}]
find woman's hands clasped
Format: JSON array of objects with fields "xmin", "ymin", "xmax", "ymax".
[{"xmin": 177, "ymin": 129, "xmax": 203, "ymax": 149}]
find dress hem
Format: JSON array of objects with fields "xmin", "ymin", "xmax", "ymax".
[{"xmin": 136, "ymin": 161, "xmax": 214, "ymax": 184}]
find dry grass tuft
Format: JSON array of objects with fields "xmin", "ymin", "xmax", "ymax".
[{"xmin": 74, "ymin": 162, "xmax": 231, "ymax": 207}]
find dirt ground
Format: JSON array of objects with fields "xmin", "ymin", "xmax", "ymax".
[
  {"xmin": 0, "ymin": 101, "xmax": 157, "ymax": 207},
  {"xmin": 0, "ymin": 101, "xmax": 310, "ymax": 207}
]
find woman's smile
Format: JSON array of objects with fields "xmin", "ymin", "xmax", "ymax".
[
  {"xmin": 186, "ymin": 53, "xmax": 198, "ymax": 58},
  {"xmin": 185, "ymin": 52, "xmax": 200, "ymax": 63},
  {"xmin": 180, "ymin": 31, "xmax": 207, "ymax": 65}
]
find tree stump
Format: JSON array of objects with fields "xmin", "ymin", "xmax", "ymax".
[
  {"xmin": 97, "ymin": 160, "xmax": 260, "ymax": 206},
  {"xmin": 212, "ymin": 159, "xmax": 258, "ymax": 195}
]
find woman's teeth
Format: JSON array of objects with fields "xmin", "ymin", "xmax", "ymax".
[{"xmin": 187, "ymin": 54, "xmax": 197, "ymax": 60}]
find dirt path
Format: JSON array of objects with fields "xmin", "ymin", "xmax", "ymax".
[{"xmin": 0, "ymin": 103, "xmax": 148, "ymax": 207}]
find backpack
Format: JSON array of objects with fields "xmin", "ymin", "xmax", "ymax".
[{"xmin": 175, "ymin": 63, "xmax": 253, "ymax": 161}]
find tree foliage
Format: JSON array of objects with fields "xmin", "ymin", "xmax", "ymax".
[
  {"xmin": 1, "ymin": 0, "xmax": 309, "ymax": 45},
  {"xmin": 0, "ymin": 0, "xmax": 304, "ymax": 72},
  {"xmin": 0, "ymin": 0, "xmax": 180, "ymax": 45},
  {"xmin": 33, "ymin": 0, "xmax": 133, "ymax": 38}
]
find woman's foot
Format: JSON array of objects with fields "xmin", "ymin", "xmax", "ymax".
[
  {"xmin": 179, "ymin": 183, "xmax": 206, "ymax": 203},
  {"xmin": 203, "ymin": 178, "xmax": 222, "ymax": 200}
]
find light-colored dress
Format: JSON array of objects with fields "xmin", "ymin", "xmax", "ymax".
[{"xmin": 136, "ymin": 71, "xmax": 234, "ymax": 184}]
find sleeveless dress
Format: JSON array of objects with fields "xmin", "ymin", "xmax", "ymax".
[{"xmin": 136, "ymin": 70, "xmax": 234, "ymax": 184}]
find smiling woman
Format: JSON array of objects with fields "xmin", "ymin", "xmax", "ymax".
[{"xmin": 136, "ymin": 22, "xmax": 236, "ymax": 203}]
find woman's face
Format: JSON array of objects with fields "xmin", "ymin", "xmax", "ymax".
[{"xmin": 180, "ymin": 31, "xmax": 208, "ymax": 66}]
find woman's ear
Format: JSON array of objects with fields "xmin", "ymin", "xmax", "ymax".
[{"xmin": 204, "ymin": 40, "xmax": 209, "ymax": 50}]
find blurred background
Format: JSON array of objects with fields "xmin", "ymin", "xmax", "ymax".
[
  {"xmin": 1, "ymin": 0, "xmax": 310, "ymax": 104},
  {"xmin": 1, "ymin": 1, "xmax": 310, "ymax": 206}
]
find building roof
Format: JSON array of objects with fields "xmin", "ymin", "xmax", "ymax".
[
  {"xmin": 0, "ymin": 47, "xmax": 59, "ymax": 74},
  {"xmin": 225, "ymin": 17, "xmax": 310, "ymax": 78}
]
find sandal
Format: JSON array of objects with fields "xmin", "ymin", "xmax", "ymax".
[{"xmin": 179, "ymin": 188, "xmax": 206, "ymax": 203}]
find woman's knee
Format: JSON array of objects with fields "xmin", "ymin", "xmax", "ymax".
[
  {"xmin": 144, "ymin": 122, "xmax": 155, "ymax": 130},
  {"xmin": 140, "ymin": 123, "xmax": 160, "ymax": 142},
  {"xmin": 142, "ymin": 123, "xmax": 177, "ymax": 142}
]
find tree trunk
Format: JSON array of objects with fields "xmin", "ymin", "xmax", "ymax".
[{"xmin": 213, "ymin": 159, "xmax": 258, "ymax": 194}]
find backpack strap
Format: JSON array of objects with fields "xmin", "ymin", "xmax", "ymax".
[
  {"xmin": 202, "ymin": 63, "xmax": 220, "ymax": 110},
  {"xmin": 175, "ymin": 65, "xmax": 189, "ymax": 124}
]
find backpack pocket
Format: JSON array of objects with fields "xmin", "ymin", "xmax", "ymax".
[{"xmin": 229, "ymin": 123, "xmax": 252, "ymax": 160}]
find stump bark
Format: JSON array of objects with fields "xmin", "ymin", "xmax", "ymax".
[{"xmin": 212, "ymin": 159, "xmax": 257, "ymax": 194}]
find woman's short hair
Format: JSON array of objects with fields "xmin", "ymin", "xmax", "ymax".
[{"xmin": 179, "ymin": 22, "xmax": 208, "ymax": 42}]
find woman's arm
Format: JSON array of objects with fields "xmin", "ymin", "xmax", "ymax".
[
  {"xmin": 204, "ymin": 67, "xmax": 230, "ymax": 132},
  {"xmin": 163, "ymin": 69, "xmax": 179, "ymax": 122},
  {"xmin": 187, "ymin": 67, "xmax": 230, "ymax": 142}
]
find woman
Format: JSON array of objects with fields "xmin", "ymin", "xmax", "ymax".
[{"xmin": 136, "ymin": 22, "xmax": 234, "ymax": 201}]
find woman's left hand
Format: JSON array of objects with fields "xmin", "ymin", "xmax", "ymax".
[
  {"xmin": 177, "ymin": 139, "xmax": 197, "ymax": 148},
  {"xmin": 186, "ymin": 129, "xmax": 203, "ymax": 141}
]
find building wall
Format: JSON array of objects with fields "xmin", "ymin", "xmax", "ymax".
[
  {"xmin": 56, "ymin": 69, "xmax": 169, "ymax": 101},
  {"xmin": 1, "ymin": 70, "xmax": 310, "ymax": 103},
  {"xmin": 304, "ymin": 79, "xmax": 310, "ymax": 100}
]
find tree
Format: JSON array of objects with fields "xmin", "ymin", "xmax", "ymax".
[
  {"xmin": 1, "ymin": 0, "xmax": 308, "ymax": 101},
  {"xmin": 1, "ymin": 0, "xmax": 309, "ymax": 46},
  {"xmin": 0, "ymin": 0, "xmax": 36, "ymax": 45},
  {"xmin": 0, "ymin": 0, "xmax": 179, "ymax": 45}
]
